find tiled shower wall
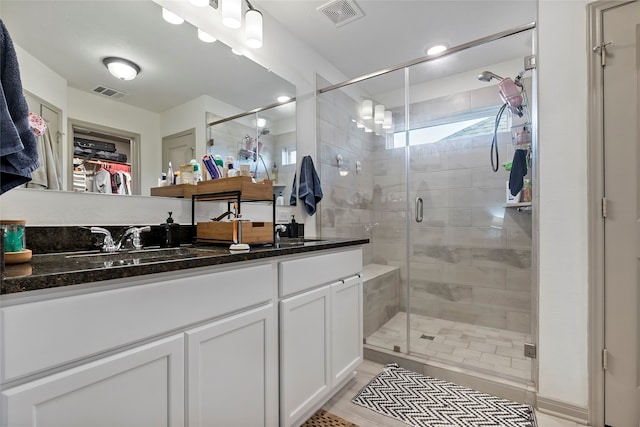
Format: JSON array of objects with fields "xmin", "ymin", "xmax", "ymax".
[{"xmin": 317, "ymin": 82, "xmax": 532, "ymax": 335}]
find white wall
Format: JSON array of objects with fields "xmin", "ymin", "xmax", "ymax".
[
  {"xmin": 537, "ymin": 0, "xmax": 590, "ymax": 410},
  {"xmin": 67, "ymin": 88, "xmax": 162, "ymax": 195}
]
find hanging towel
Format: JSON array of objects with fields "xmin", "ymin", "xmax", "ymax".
[
  {"xmin": 0, "ymin": 19, "xmax": 39, "ymax": 194},
  {"xmin": 298, "ymin": 155, "xmax": 323, "ymax": 216},
  {"xmin": 509, "ymin": 149, "xmax": 528, "ymax": 196},
  {"xmin": 289, "ymin": 172, "xmax": 297, "ymax": 206}
]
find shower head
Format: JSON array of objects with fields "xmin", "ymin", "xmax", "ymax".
[{"xmin": 478, "ymin": 71, "xmax": 504, "ymax": 82}]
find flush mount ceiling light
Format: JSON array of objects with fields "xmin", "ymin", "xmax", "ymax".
[
  {"xmin": 426, "ymin": 43, "xmax": 448, "ymax": 56},
  {"xmin": 222, "ymin": 0, "xmax": 242, "ymax": 29},
  {"xmin": 103, "ymin": 57, "xmax": 140, "ymax": 81},
  {"xmin": 198, "ymin": 28, "xmax": 217, "ymax": 43},
  {"xmin": 162, "ymin": 7, "xmax": 184, "ymax": 25},
  {"xmin": 277, "ymin": 95, "xmax": 292, "ymax": 103}
]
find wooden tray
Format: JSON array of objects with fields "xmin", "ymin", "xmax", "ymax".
[
  {"xmin": 196, "ymin": 176, "xmax": 273, "ymax": 200},
  {"xmin": 196, "ymin": 221, "xmax": 273, "ymax": 244},
  {"xmin": 150, "ymin": 184, "xmax": 197, "ymax": 198}
]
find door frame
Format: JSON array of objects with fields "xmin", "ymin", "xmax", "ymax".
[{"xmin": 586, "ymin": 1, "xmax": 636, "ymax": 425}]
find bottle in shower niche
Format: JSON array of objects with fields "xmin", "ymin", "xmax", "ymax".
[
  {"xmin": 276, "ymin": 192, "xmax": 284, "ymax": 206},
  {"xmin": 271, "ymin": 162, "xmax": 278, "ymax": 183}
]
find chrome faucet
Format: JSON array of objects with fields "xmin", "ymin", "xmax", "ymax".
[
  {"xmin": 274, "ymin": 224, "xmax": 287, "ymax": 242},
  {"xmin": 90, "ymin": 226, "xmax": 151, "ymax": 252}
]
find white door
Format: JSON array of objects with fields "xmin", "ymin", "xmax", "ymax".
[
  {"xmin": 185, "ymin": 304, "xmax": 277, "ymax": 427},
  {"xmin": 331, "ymin": 275, "xmax": 363, "ymax": 386},
  {"xmin": 1, "ymin": 335, "xmax": 185, "ymax": 427},
  {"xmin": 602, "ymin": 2, "xmax": 640, "ymax": 425},
  {"xmin": 162, "ymin": 129, "xmax": 195, "ymax": 175},
  {"xmin": 280, "ymin": 286, "xmax": 331, "ymax": 427}
]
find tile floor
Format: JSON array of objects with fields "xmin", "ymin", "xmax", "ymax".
[
  {"xmin": 321, "ymin": 359, "xmax": 582, "ymax": 427},
  {"xmin": 366, "ymin": 312, "xmax": 532, "ymax": 382}
]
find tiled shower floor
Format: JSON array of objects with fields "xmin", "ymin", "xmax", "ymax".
[{"xmin": 365, "ymin": 312, "xmax": 532, "ymax": 382}]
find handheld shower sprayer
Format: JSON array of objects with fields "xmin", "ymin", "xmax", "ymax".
[{"xmin": 477, "ymin": 71, "xmax": 504, "ymax": 82}]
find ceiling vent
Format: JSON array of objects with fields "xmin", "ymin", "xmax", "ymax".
[
  {"xmin": 93, "ymin": 85, "xmax": 127, "ymax": 99},
  {"xmin": 317, "ymin": 0, "xmax": 364, "ymax": 27}
]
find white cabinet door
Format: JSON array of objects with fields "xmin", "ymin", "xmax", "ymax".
[
  {"xmin": 331, "ymin": 275, "xmax": 363, "ymax": 386},
  {"xmin": 1, "ymin": 335, "xmax": 184, "ymax": 427},
  {"xmin": 186, "ymin": 304, "xmax": 277, "ymax": 427},
  {"xmin": 280, "ymin": 286, "xmax": 331, "ymax": 427}
]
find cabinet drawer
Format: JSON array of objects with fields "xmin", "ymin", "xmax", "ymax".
[
  {"xmin": 1, "ymin": 263, "xmax": 273, "ymax": 384},
  {"xmin": 279, "ymin": 249, "xmax": 361, "ymax": 297}
]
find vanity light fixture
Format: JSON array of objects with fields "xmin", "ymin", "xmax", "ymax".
[
  {"xmin": 198, "ymin": 28, "xmax": 217, "ymax": 43},
  {"xmin": 374, "ymin": 104, "xmax": 385, "ymax": 124},
  {"xmin": 245, "ymin": 1, "xmax": 263, "ymax": 49},
  {"xmin": 162, "ymin": 7, "xmax": 184, "ymax": 25},
  {"xmin": 361, "ymin": 99, "xmax": 373, "ymax": 120},
  {"xmin": 222, "ymin": 0, "xmax": 242, "ymax": 29},
  {"xmin": 103, "ymin": 57, "xmax": 140, "ymax": 81},
  {"xmin": 382, "ymin": 111, "xmax": 393, "ymax": 129}
]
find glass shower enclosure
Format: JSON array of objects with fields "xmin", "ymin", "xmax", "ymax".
[{"xmin": 316, "ymin": 26, "xmax": 536, "ymax": 386}]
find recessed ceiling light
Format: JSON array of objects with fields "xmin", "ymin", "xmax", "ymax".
[
  {"xmin": 162, "ymin": 8, "xmax": 184, "ymax": 25},
  {"xmin": 231, "ymin": 48, "xmax": 243, "ymax": 56},
  {"xmin": 277, "ymin": 95, "xmax": 292, "ymax": 103},
  {"xmin": 426, "ymin": 44, "xmax": 448, "ymax": 56}
]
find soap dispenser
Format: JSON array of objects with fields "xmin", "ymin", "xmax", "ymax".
[
  {"xmin": 161, "ymin": 212, "xmax": 180, "ymax": 248},
  {"xmin": 288, "ymin": 215, "xmax": 298, "ymax": 238}
]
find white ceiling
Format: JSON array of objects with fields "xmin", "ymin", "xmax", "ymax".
[{"xmin": 0, "ymin": 0, "xmax": 537, "ymax": 114}]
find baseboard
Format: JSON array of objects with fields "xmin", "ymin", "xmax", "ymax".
[{"xmin": 536, "ymin": 395, "xmax": 590, "ymax": 425}]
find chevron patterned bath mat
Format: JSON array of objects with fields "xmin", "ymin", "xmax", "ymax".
[{"xmin": 352, "ymin": 364, "xmax": 536, "ymax": 427}]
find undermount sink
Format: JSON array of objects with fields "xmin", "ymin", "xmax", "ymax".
[{"xmin": 65, "ymin": 246, "xmax": 217, "ymax": 266}]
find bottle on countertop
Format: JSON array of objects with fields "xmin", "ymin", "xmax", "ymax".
[
  {"xmin": 160, "ymin": 212, "xmax": 180, "ymax": 248},
  {"xmin": 288, "ymin": 215, "xmax": 298, "ymax": 238},
  {"xmin": 276, "ymin": 192, "xmax": 284, "ymax": 206},
  {"xmin": 167, "ymin": 162, "xmax": 174, "ymax": 186}
]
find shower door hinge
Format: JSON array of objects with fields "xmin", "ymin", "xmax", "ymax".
[
  {"xmin": 602, "ymin": 197, "xmax": 608, "ymax": 218},
  {"xmin": 524, "ymin": 55, "xmax": 536, "ymax": 70},
  {"xmin": 524, "ymin": 343, "xmax": 537, "ymax": 359},
  {"xmin": 602, "ymin": 348, "xmax": 608, "ymax": 370},
  {"xmin": 593, "ymin": 41, "xmax": 613, "ymax": 67}
]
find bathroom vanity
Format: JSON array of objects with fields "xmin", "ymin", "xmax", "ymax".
[{"xmin": 0, "ymin": 239, "xmax": 366, "ymax": 427}]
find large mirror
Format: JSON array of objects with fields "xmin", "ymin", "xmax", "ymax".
[{"xmin": 0, "ymin": 0, "xmax": 296, "ymax": 196}]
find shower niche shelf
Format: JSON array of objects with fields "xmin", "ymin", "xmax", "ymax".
[{"xmin": 504, "ymin": 202, "xmax": 531, "ymax": 208}]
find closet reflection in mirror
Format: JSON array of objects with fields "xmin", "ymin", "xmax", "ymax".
[{"xmin": 1, "ymin": 0, "xmax": 296, "ymax": 196}]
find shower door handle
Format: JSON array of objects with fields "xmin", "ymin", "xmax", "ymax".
[{"xmin": 415, "ymin": 197, "xmax": 423, "ymax": 223}]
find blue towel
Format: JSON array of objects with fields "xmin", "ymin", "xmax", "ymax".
[
  {"xmin": 509, "ymin": 149, "xmax": 528, "ymax": 196},
  {"xmin": 0, "ymin": 19, "xmax": 39, "ymax": 195},
  {"xmin": 289, "ymin": 172, "xmax": 297, "ymax": 206},
  {"xmin": 298, "ymin": 155, "xmax": 323, "ymax": 216}
]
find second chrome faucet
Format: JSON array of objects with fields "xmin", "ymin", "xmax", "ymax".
[{"xmin": 90, "ymin": 226, "xmax": 151, "ymax": 252}]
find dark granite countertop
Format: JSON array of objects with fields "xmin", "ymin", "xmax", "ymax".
[{"xmin": 1, "ymin": 238, "xmax": 369, "ymax": 295}]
